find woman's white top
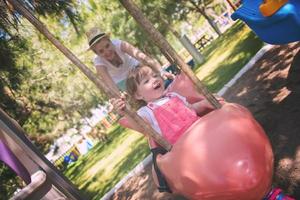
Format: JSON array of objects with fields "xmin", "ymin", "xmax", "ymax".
[
  {"xmin": 93, "ymin": 39, "xmax": 139, "ymax": 84},
  {"xmin": 137, "ymin": 92, "xmax": 189, "ymax": 135}
]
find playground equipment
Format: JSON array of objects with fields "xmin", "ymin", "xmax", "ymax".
[
  {"xmin": 0, "ymin": 141, "xmax": 51, "ymax": 199},
  {"xmin": 0, "ymin": 108, "xmax": 84, "ymax": 199},
  {"xmin": 156, "ymin": 103, "xmax": 273, "ymax": 200},
  {"xmin": 120, "ymin": 74, "xmax": 274, "ymax": 200},
  {"xmin": 0, "ymin": 140, "xmax": 31, "ymax": 184},
  {"xmin": 260, "ymin": 0, "xmax": 288, "ymax": 17},
  {"xmin": 231, "ymin": 0, "xmax": 300, "ymax": 44},
  {"xmin": 63, "ymin": 152, "xmax": 78, "ymax": 165}
]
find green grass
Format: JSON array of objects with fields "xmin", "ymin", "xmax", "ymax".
[
  {"xmin": 195, "ymin": 22, "xmax": 264, "ymax": 92},
  {"xmin": 63, "ymin": 21, "xmax": 264, "ymax": 200},
  {"xmin": 64, "ymin": 126, "xmax": 149, "ymax": 199}
]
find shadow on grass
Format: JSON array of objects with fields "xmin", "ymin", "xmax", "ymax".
[
  {"xmin": 192, "ymin": 21, "xmax": 264, "ymax": 92},
  {"xmin": 81, "ymin": 136, "xmax": 149, "ymax": 200},
  {"xmin": 62, "ymin": 124, "xmax": 150, "ymax": 199},
  {"xmin": 203, "ymin": 31, "xmax": 263, "ymax": 92},
  {"xmin": 200, "ymin": 22, "xmax": 247, "ymax": 62},
  {"xmin": 64, "ymin": 125, "xmax": 135, "ymax": 183}
]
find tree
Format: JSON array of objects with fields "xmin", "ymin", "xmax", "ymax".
[
  {"xmin": 0, "ymin": 0, "xmax": 81, "ymax": 120},
  {"xmin": 187, "ymin": 0, "xmax": 222, "ymax": 36},
  {"xmin": 0, "ymin": 1, "xmax": 104, "ymax": 150},
  {"xmin": 158, "ymin": 0, "xmax": 222, "ymax": 36},
  {"xmin": 0, "ymin": 0, "xmax": 84, "ymax": 199}
]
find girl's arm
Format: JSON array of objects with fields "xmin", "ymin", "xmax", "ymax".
[
  {"xmin": 121, "ymin": 41, "xmax": 174, "ymax": 79},
  {"xmin": 96, "ymin": 65, "xmax": 120, "ymax": 94},
  {"xmin": 191, "ymin": 99, "xmax": 215, "ymax": 116}
]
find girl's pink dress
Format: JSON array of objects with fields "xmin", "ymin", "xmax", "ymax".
[{"xmin": 148, "ymin": 93, "xmax": 199, "ymax": 146}]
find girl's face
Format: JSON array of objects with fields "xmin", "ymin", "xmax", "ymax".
[
  {"xmin": 92, "ymin": 37, "xmax": 115, "ymax": 61},
  {"xmin": 135, "ymin": 67, "xmax": 165, "ymax": 102}
]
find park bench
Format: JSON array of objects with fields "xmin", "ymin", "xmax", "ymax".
[{"xmin": 194, "ymin": 34, "xmax": 214, "ymax": 52}]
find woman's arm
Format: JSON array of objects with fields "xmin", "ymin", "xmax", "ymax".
[
  {"xmin": 96, "ymin": 65, "xmax": 120, "ymax": 94},
  {"xmin": 121, "ymin": 41, "xmax": 161, "ymax": 71},
  {"xmin": 121, "ymin": 41, "xmax": 174, "ymax": 79}
]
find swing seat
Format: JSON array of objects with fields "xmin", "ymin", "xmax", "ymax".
[
  {"xmin": 231, "ymin": 0, "xmax": 300, "ymax": 44},
  {"xmin": 118, "ymin": 74, "xmax": 273, "ymax": 199},
  {"xmin": 156, "ymin": 103, "xmax": 273, "ymax": 200},
  {"xmin": 165, "ymin": 72, "xmax": 205, "ymax": 103}
]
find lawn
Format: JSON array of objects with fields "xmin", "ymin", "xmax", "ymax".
[
  {"xmin": 63, "ymin": 21, "xmax": 264, "ymax": 199},
  {"xmin": 196, "ymin": 22, "xmax": 264, "ymax": 92},
  {"xmin": 64, "ymin": 126, "xmax": 149, "ymax": 199}
]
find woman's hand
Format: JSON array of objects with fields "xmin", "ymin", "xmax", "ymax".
[
  {"xmin": 162, "ymin": 71, "xmax": 175, "ymax": 80},
  {"xmin": 160, "ymin": 68, "xmax": 175, "ymax": 80}
]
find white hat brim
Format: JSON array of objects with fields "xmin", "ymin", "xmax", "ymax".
[{"xmin": 87, "ymin": 34, "xmax": 110, "ymax": 51}]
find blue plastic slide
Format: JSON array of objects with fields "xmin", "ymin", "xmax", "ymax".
[{"xmin": 231, "ymin": 0, "xmax": 300, "ymax": 45}]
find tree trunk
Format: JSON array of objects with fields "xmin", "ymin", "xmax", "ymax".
[
  {"xmin": 188, "ymin": 0, "xmax": 222, "ymax": 36},
  {"xmin": 119, "ymin": 0, "xmax": 221, "ymax": 109},
  {"xmin": 7, "ymin": 0, "xmax": 172, "ymax": 151}
]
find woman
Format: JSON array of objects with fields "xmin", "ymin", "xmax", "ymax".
[{"xmin": 86, "ymin": 27, "xmax": 174, "ymax": 93}]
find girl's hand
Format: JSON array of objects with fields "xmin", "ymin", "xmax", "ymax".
[
  {"xmin": 110, "ymin": 93, "xmax": 127, "ymax": 116},
  {"xmin": 199, "ymin": 95, "xmax": 226, "ymax": 110},
  {"xmin": 213, "ymin": 94, "xmax": 226, "ymax": 105}
]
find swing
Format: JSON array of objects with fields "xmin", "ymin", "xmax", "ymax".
[
  {"xmin": 119, "ymin": 74, "xmax": 274, "ymax": 200},
  {"xmin": 154, "ymin": 103, "xmax": 273, "ymax": 199},
  {"xmin": 10, "ymin": 0, "xmax": 276, "ymax": 198},
  {"xmin": 230, "ymin": 0, "xmax": 300, "ymax": 45}
]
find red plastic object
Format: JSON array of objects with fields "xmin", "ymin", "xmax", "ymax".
[
  {"xmin": 156, "ymin": 103, "xmax": 273, "ymax": 200},
  {"xmin": 165, "ymin": 73, "xmax": 204, "ymax": 103}
]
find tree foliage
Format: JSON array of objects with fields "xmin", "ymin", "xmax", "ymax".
[{"xmin": 0, "ymin": 0, "xmax": 85, "ymax": 151}]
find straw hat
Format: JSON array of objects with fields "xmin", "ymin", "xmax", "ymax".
[{"xmin": 86, "ymin": 27, "xmax": 109, "ymax": 50}]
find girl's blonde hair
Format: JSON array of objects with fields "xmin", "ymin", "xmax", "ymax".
[
  {"xmin": 126, "ymin": 65, "xmax": 156, "ymax": 106},
  {"xmin": 126, "ymin": 66, "xmax": 148, "ymax": 95}
]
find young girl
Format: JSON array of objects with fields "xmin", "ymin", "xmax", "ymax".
[
  {"xmin": 112, "ymin": 65, "xmax": 217, "ymax": 145},
  {"xmin": 113, "ymin": 66, "xmax": 296, "ymax": 199},
  {"xmin": 111, "ymin": 64, "xmax": 220, "ymax": 192}
]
